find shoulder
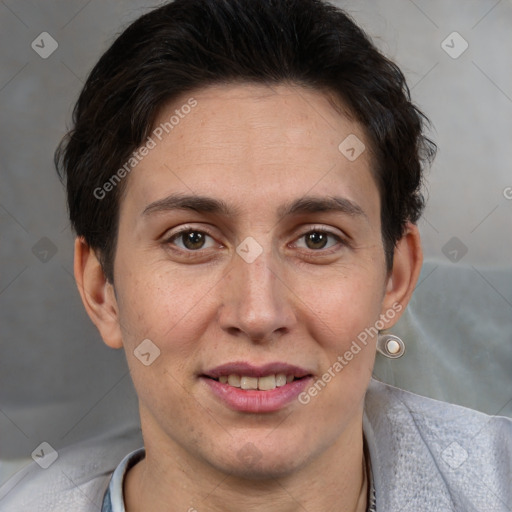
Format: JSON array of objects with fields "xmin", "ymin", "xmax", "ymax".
[
  {"xmin": 0, "ymin": 427, "xmax": 143, "ymax": 512},
  {"xmin": 364, "ymin": 379, "xmax": 512, "ymax": 511}
]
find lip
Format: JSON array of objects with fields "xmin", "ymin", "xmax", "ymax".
[
  {"xmin": 200, "ymin": 361, "xmax": 313, "ymax": 413},
  {"xmin": 203, "ymin": 361, "xmax": 312, "ymax": 379}
]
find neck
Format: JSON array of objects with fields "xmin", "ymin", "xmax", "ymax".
[{"xmin": 124, "ymin": 417, "xmax": 367, "ymax": 512}]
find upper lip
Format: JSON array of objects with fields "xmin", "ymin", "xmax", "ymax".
[{"xmin": 203, "ymin": 361, "xmax": 312, "ymax": 379}]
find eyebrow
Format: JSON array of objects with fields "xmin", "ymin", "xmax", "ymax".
[{"xmin": 142, "ymin": 193, "xmax": 367, "ymax": 220}]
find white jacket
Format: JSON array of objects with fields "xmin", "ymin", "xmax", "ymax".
[{"xmin": 1, "ymin": 379, "xmax": 511, "ymax": 511}]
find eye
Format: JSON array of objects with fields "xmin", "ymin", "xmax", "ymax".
[
  {"xmin": 166, "ymin": 229, "xmax": 217, "ymax": 251},
  {"xmin": 293, "ymin": 228, "xmax": 343, "ymax": 251}
]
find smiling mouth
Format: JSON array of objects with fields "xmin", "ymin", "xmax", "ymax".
[{"xmin": 203, "ymin": 373, "xmax": 310, "ymax": 391}]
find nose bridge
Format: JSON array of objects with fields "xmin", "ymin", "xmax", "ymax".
[
  {"xmin": 240, "ymin": 250, "xmax": 276, "ymax": 300},
  {"xmin": 220, "ymin": 241, "xmax": 293, "ymax": 340}
]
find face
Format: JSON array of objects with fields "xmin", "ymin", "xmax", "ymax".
[{"xmin": 89, "ymin": 84, "xmax": 412, "ymax": 479}]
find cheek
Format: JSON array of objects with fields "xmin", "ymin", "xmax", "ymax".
[
  {"xmin": 115, "ymin": 264, "xmax": 217, "ymax": 355},
  {"xmin": 116, "ymin": 240, "xmax": 386, "ymax": 371},
  {"xmin": 115, "ymin": 270, "xmax": 213, "ymax": 411},
  {"xmin": 295, "ymin": 261, "xmax": 385, "ymax": 348}
]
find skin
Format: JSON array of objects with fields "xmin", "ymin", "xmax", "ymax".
[{"xmin": 75, "ymin": 83, "xmax": 423, "ymax": 512}]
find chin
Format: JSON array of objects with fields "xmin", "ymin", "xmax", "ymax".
[
  {"xmin": 207, "ymin": 441, "xmax": 311, "ymax": 481},
  {"xmin": 225, "ymin": 459, "xmax": 302, "ymax": 481}
]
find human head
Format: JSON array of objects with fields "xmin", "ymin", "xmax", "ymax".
[
  {"xmin": 59, "ymin": 0, "xmax": 434, "ymax": 498},
  {"xmin": 55, "ymin": 0, "xmax": 435, "ymax": 283}
]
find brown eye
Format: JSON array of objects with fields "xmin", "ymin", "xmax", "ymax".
[
  {"xmin": 167, "ymin": 229, "xmax": 216, "ymax": 251},
  {"xmin": 295, "ymin": 230, "xmax": 342, "ymax": 251},
  {"xmin": 181, "ymin": 231, "xmax": 206, "ymax": 250},
  {"xmin": 304, "ymin": 231, "xmax": 329, "ymax": 250}
]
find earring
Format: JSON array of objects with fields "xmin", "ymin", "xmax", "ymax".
[{"xmin": 377, "ymin": 333, "xmax": 405, "ymax": 358}]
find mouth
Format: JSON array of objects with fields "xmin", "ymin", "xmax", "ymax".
[
  {"xmin": 202, "ymin": 361, "xmax": 312, "ymax": 389},
  {"xmin": 200, "ymin": 362, "xmax": 313, "ymax": 412},
  {"xmin": 203, "ymin": 373, "xmax": 310, "ymax": 391}
]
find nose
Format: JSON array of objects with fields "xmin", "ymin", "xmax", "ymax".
[{"xmin": 218, "ymin": 245, "xmax": 296, "ymax": 343}]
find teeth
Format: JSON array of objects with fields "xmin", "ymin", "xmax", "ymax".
[
  {"xmin": 218, "ymin": 373, "xmax": 298, "ymax": 390},
  {"xmin": 276, "ymin": 373, "xmax": 287, "ymax": 387},
  {"xmin": 258, "ymin": 374, "xmax": 276, "ymax": 390},
  {"xmin": 240, "ymin": 376, "xmax": 258, "ymax": 390},
  {"xmin": 228, "ymin": 374, "xmax": 241, "ymax": 387}
]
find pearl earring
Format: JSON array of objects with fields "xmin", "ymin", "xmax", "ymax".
[{"xmin": 377, "ymin": 333, "xmax": 405, "ymax": 358}]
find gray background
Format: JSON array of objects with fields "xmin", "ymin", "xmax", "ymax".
[{"xmin": 1, "ymin": 0, "xmax": 511, "ymax": 484}]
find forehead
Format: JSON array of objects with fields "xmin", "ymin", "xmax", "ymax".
[{"xmin": 120, "ymin": 83, "xmax": 380, "ymax": 225}]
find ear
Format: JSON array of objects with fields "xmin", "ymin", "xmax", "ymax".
[
  {"xmin": 74, "ymin": 237, "xmax": 123, "ymax": 349},
  {"xmin": 380, "ymin": 222, "xmax": 423, "ymax": 328}
]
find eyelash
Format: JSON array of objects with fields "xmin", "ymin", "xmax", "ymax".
[{"xmin": 163, "ymin": 225, "xmax": 346, "ymax": 257}]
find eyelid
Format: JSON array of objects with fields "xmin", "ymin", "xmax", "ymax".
[
  {"xmin": 296, "ymin": 224, "xmax": 345, "ymax": 238},
  {"xmin": 291, "ymin": 225, "xmax": 347, "ymax": 250},
  {"xmin": 165, "ymin": 224, "xmax": 214, "ymax": 238}
]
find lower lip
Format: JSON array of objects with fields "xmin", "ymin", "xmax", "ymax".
[{"xmin": 201, "ymin": 377, "xmax": 313, "ymax": 413}]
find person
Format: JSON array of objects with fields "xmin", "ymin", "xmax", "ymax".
[{"xmin": 3, "ymin": 0, "xmax": 511, "ymax": 510}]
